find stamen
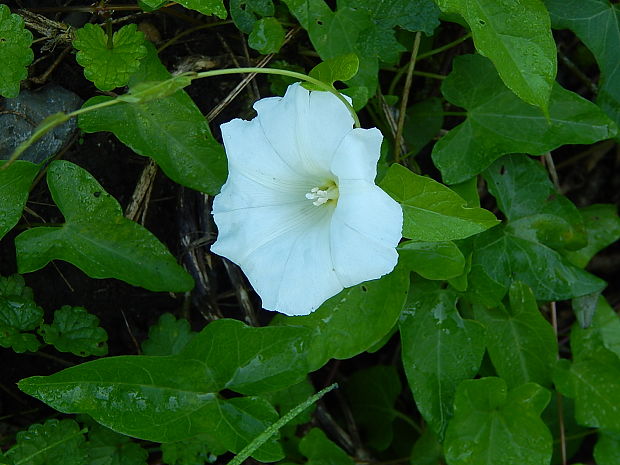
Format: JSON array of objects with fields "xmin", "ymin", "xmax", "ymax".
[{"xmin": 305, "ymin": 182, "xmax": 339, "ymax": 206}]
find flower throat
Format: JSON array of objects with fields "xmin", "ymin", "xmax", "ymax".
[{"xmin": 305, "ymin": 180, "xmax": 339, "ymax": 206}]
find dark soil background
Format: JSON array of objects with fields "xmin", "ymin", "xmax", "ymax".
[{"xmin": 0, "ymin": 1, "xmax": 618, "ymax": 464}]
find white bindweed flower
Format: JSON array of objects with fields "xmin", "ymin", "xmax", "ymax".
[{"xmin": 211, "ymin": 83, "xmax": 403, "ymax": 316}]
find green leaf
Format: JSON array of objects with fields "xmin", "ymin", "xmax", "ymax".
[
  {"xmin": 344, "ymin": 366, "xmax": 401, "ymax": 450},
  {"xmin": 73, "ymin": 23, "xmax": 147, "ymax": 92},
  {"xmin": 554, "ymin": 353, "xmax": 620, "ymax": 432},
  {"xmin": 411, "ymin": 429, "xmax": 442, "ymax": 465},
  {"xmin": 5, "ymin": 419, "xmax": 86, "ymax": 465},
  {"xmin": 298, "ymin": 428, "xmax": 354, "ymax": 465},
  {"xmin": 404, "ymin": 97, "xmax": 444, "ymax": 157},
  {"xmin": 545, "ymin": 0, "xmax": 620, "ymax": 138},
  {"xmin": 468, "ymin": 224, "xmax": 605, "ymax": 304},
  {"xmin": 444, "ymin": 378, "xmax": 552, "ymax": 465},
  {"xmin": 15, "ymin": 161, "xmax": 194, "ymax": 293},
  {"xmin": 0, "ymin": 161, "xmax": 38, "ymax": 240},
  {"xmin": 380, "ymin": 163, "xmax": 499, "ymax": 241},
  {"xmin": 78, "ymin": 43, "xmax": 227, "ymax": 195},
  {"xmin": 116, "ymin": 75, "xmax": 194, "ymax": 104},
  {"xmin": 0, "ymin": 274, "xmax": 43, "ymax": 353},
  {"xmin": 141, "ymin": 313, "xmax": 195, "ymax": 356},
  {"xmin": 161, "ymin": 436, "xmax": 215, "ymax": 465},
  {"xmin": 0, "ymin": 4, "xmax": 33, "ymax": 98},
  {"xmin": 307, "ymin": 53, "xmax": 360, "ymax": 87},
  {"xmin": 39, "ymin": 306, "xmax": 108, "ymax": 357},
  {"xmin": 85, "ymin": 423, "xmax": 148, "ymax": 465},
  {"xmin": 400, "ymin": 283, "xmax": 485, "ymax": 437},
  {"xmin": 262, "ymin": 378, "xmax": 315, "ymax": 439},
  {"xmin": 595, "ymin": 432, "xmax": 620, "ymax": 465},
  {"xmin": 248, "ymin": 17, "xmax": 285, "ymax": 54},
  {"xmin": 484, "ymin": 155, "xmax": 587, "ymax": 251},
  {"xmin": 565, "ymin": 204, "xmax": 620, "ymax": 268},
  {"xmin": 272, "ymin": 266, "xmax": 408, "ymax": 370},
  {"xmin": 432, "ymin": 54, "xmax": 617, "ymax": 184},
  {"xmin": 570, "ymin": 297, "xmax": 620, "ymax": 363},
  {"xmin": 398, "ymin": 240, "xmax": 465, "ymax": 280},
  {"xmin": 473, "ymin": 282, "xmax": 558, "ymax": 388},
  {"xmin": 19, "ymin": 319, "xmax": 314, "ymax": 461},
  {"xmin": 230, "ymin": 0, "xmax": 274, "ymax": 33},
  {"xmin": 435, "ymin": 0, "xmax": 556, "ymax": 112},
  {"xmin": 164, "ymin": 0, "xmax": 227, "ymax": 19}
]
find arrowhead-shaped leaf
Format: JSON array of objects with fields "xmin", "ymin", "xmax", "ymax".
[{"xmin": 0, "ymin": 161, "xmax": 38, "ymax": 240}]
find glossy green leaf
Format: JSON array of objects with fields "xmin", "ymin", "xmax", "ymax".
[
  {"xmin": 400, "ymin": 283, "xmax": 485, "ymax": 437},
  {"xmin": 344, "ymin": 366, "xmax": 401, "ymax": 450},
  {"xmin": 545, "ymin": 0, "xmax": 620, "ymax": 137},
  {"xmin": 468, "ymin": 224, "xmax": 605, "ymax": 304},
  {"xmin": 73, "ymin": 24, "xmax": 147, "ymax": 91},
  {"xmin": 15, "ymin": 161, "xmax": 193, "ymax": 292},
  {"xmin": 380, "ymin": 163, "xmax": 499, "ymax": 241},
  {"xmin": 85, "ymin": 423, "xmax": 148, "ymax": 465},
  {"xmin": 299, "ymin": 428, "xmax": 354, "ymax": 465},
  {"xmin": 433, "ymin": 54, "xmax": 616, "ymax": 184},
  {"xmin": 473, "ymin": 282, "xmax": 557, "ymax": 388},
  {"xmin": 272, "ymin": 266, "xmax": 408, "ymax": 370},
  {"xmin": 0, "ymin": 161, "xmax": 38, "ymax": 240},
  {"xmin": 570, "ymin": 297, "xmax": 620, "ymax": 363},
  {"xmin": 444, "ymin": 378, "xmax": 552, "ymax": 465},
  {"xmin": 398, "ymin": 240, "xmax": 465, "ymax": 280},
  {"xmin": 0, "ymin": 274, "xmax": 43, "ymax": 353},
  {"xmin": 484, "ymin": 155, "xmax": 587, "ymax": 251},
  {"xmin": 565, "ymin": 204, "xmax": 620, "ymax": 268},
  {"xmin": 5, "ymin": 419, "xmax": 86, "ymax": 465},
  {"xmin": 39, "ymin": 306, "xmax": 108, "ymax": 357},
  {"xmin": 230, "ymin": 0, "xmax": 274, "ymax": 33},
  {"xmin": 19, "ymin": 319, "xmax": 314, "ymax": 461},
  {"xmin": 307, "ymin": 53, "xmax": 360, "ymax": 88},
  {"xmin": 79, "ymin": 43, "xmax": 227, "ymax": 195},
  {"xmin": 171, "ymin": 0, "xmax": 227, "ymax": 18},
  {"xmin": 595, "ymin": 432, "xmax": 620, "ymax": 465},
  {"xmin": 248, "ymin": 17, "xmax": 285, "ymax": 54},
  {"xmin": 404, "ymin": 98, "xmax": 444, "ymax": 157},
  {"xmin": 141, "ymin": 313, "xmax": 195, "ymax": 356},
  {"xmin": 435, "ymin": 0, "xmax": 556, "ymax": 112},
  {"xmin": 554, "ymin": 352, "xmax": 620, "ymax": 432},
  {"xmin": 0, "ymin": 4, "xmax": 33, "ymax": 98}
]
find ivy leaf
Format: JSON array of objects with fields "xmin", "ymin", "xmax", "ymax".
[
  {"xmin": 299, "ymin": 429, "xmax": 354, "ymax": 465},
  {"xmin": 398, "ymin": 240, "xmax": 465, "ymax": 280},
  {"xmin": 272, "ymin": 266, "xmax": 408, "ymax": 370},
  {"xmin": 380, "ymin": 163, "xmax": 499, "ymax": 241},
  {"xmin": 565, "ymin": 204, "xmax": 620, "ymax": 268},
  {"xmin": 141, "ymin": 313, "xmax": 196, "ymax": 356},
  {"xmin": 433, "ymin": 54, "xmax": 617, "ymax": 184},
  {"xmin": 15, "ymin": 161, "xmax": 194, "ymax": 293},
  {"xmin": 73, "ymin": 24, "xmax": 147, "ymax": 92},
  {"xmin": 435, "ymin": 0, "xmax": 556, "ymax": 112},
  {"xmin": 5, "ymin": 419, "xmax": 86, "ymax": 465},
  {"xmin": 230, "ymin": 0, "xmax": 274, "ymax": 33},
  {"xmin": 570, "ymin": 297, "xmax": 620, "ymax": 364},
  {"xmin": 79, "ymin": 43, "xmax": 227, "ymax": 195},
  {"xmin": 161, "ymin": 436, "xmax": 216, "ymax": 465},
  {"xmin": 400, "ymin": 283, "xmax": 485, "ymax": 438},
  {"xmin": 85, "ymin": 423, "xmax": 148, "ymax": 465},
  {"xmin": 39, "ymin": 306, "xmax": 108, "ymax": 357},
  {"xmin": 0, "ymin": 275, "xmax": 43, "ymax": 353},
  {"xmin": 248, "ymin": 17, "xmax": 285, "ymax": 54},
  {"xmin": 474, "ymin": 282, "xmax": 558, "ymax": 388},
  {"xmin": 0, "ymin": 161, "xmax": 38, "ymax": 240},
  {"xmin": 0, "ymin": 4, "xmax": 33, "ymax": 98},
  {"xmin": 19, "ymin": 319, "xmax": 315, "ymax": 462},
  {"xmin": 444, "ymin": 378, "xmax": 552, "ymax": 465},
  {"xmin": 307, "ymin": 53, "xmax": 360, "ymax": 88},
  {"xmin": 545, "ymin": 0, "xmax": 620, "ymax": 138},
  {"xmin": 344, "ymin": 366, "xmax": 401, "ymax": 450}
]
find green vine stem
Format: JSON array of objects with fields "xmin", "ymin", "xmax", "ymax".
[{"xmin": 0, "ymin": 67, "xmax": 360, "ymax": 171}]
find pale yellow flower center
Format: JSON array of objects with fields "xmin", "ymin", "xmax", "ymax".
[{"xmin": 305, "ymin": 180, "xmax": 339, "ymax": 206}]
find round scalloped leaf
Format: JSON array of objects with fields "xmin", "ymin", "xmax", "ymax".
[
  {"xmin": 73, "ymin": 23, "xmax": 147, "ymax": 91},
  {"xmin": 39, "ymin": 306, "xmax": 108, "ymax": 357},
  {"xmin": 0, "ymin": 4, "xmax": 34, "ymax": 98}
]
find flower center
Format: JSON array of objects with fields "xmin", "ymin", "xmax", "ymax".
[{"xmin": 305, "ymin": 181, "xmax": 339, "ymax": 206}]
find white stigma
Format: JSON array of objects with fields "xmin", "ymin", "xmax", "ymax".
[{"xmin": 305, "ymin": 183, "xmax": 339, "ymax": 206}]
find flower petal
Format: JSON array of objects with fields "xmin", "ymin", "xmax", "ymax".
[
  {"xmin": 253, "ymin": 83, "xmax": 355, "ymax": 179},
  {"xmin": 330, "ymin": 180, "xmax": 403, "ymax": 287},
  {"xmin": 330, "ymin": 127, "xmax": 383, "ymax": 182}
]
